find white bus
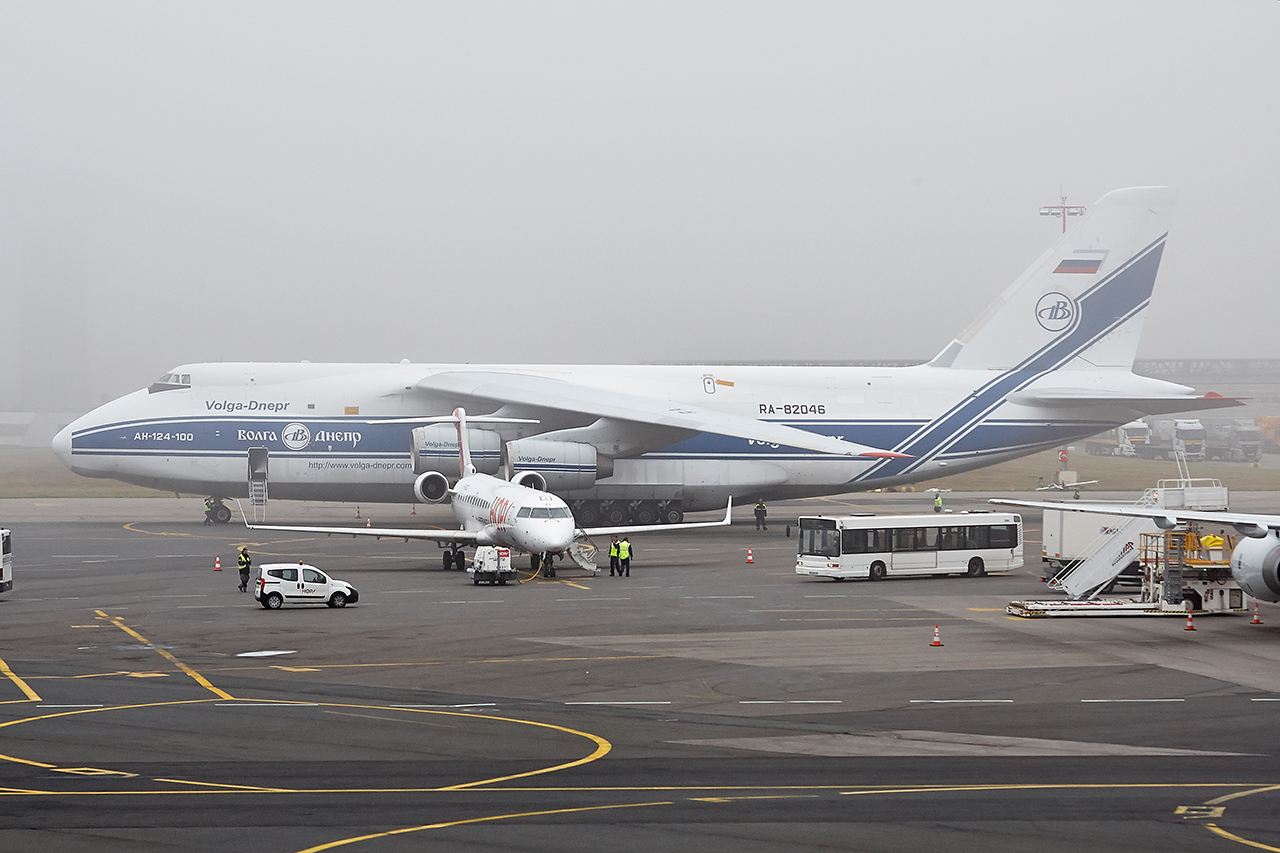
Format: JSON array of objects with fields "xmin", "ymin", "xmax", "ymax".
[
  {"xmin": 795, "ymin": 513, "xmax": 1023, "ymax": 581},
  {"xmin": 1, "ymin": 529, "xmax": 11, "ymax": 593}
]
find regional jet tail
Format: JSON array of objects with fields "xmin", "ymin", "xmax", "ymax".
[{"xmin": 54, "ymin": 186, "xmax": 1240, "ymax": 517}]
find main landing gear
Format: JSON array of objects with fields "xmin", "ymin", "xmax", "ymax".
[
  {"xmin": 569, "ymin": 500, "xmax": 684, "ymax": 526},
  {"xmin": 204, "ymin": 499, "xmax": 232, "ymax": 525},
  {"xmin": 442, "ymin": 548, "xmax": 467, "ymax": 571}
]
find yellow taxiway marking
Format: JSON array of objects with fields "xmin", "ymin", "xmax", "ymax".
[
  {"xmin": 0, "ymin": 653, "xmax": 41, "ymax": 702},
  {"xmin": 96, "ymin": 611, "xmax": 233, "ymax": 700},
  {"xmin": 294, "ymin": 801, "xmax": 672, "ymax": 853},
  {"xmin": 155, "ymin": 778, "xmax": 291, "ymax": 793},
  {"xmin": 122, "ymin": 523, "xmax": 191, "ymax": 537},
  {"xmin": 556, "ymin": 579, "xmax": 592, "ymax": 590},
  {"xmin": 1204, "ymin": 823, "xmax": 1280, "ymax": 852}
]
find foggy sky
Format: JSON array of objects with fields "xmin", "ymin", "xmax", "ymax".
[{"xmin": 2, "ymin": 1, "xmax": 1277, "ymax": 410}]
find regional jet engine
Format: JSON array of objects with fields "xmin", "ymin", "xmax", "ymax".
[
  {"xmin": 1230, "ymin": 531, "xmax": 1280, "ymax": 602},
  {"xmin": 411, "ymin": 425, "xmax": 501, "ymax": 475},
  {"xmin": 413, "ymin": 471, "xmax": 450, "ymax": 503},
  {"xmin": 506, "ymin": 438, "xmax": 601, "ymax": 492}
]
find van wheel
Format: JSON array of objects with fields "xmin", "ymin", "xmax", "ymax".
[
  {"xmin": 869, "ymin": 562, "xmax": 886, "ymax": 581},
  {"xmin": 967, "ymin": 557, "xmax": 986, "ymax": 577},
  {"xmin": 263, "ymin": 592, "xmax": 283, "ymax": 610},
  {"xmin": 328, "ymin": 591, "xmax": 348, "ymax": 608},
  {"xmin": 473, "ymin": 576, "xmax": 480, "ymax": 585}
]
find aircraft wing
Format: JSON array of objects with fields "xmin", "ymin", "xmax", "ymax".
[
  {"xmin": 244, "ymin": 521, "xmax": 480, "ymax": 544},
  {"xmin": 416, "ymin": 371, "xmax": 907, "ymax": 458},
  {"xmin": 989, "ymin": 499, "xmax": 1280, "ymax": 537},
  {"xmin": 1020, "ymin": 391, "xmax": 1243, "ymax": 416},
  {"xmin": 580, "ymin": 497, "xmax": 734, "ymax": 537}
]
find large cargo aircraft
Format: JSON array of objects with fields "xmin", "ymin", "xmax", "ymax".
[{"xmin": 54, "ymin": 187, "xmax": 1236, "ymax": 524}]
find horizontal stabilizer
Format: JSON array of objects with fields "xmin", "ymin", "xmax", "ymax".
[{"xmin": 1022, "ymin": 391, "xmax": 1243, "ymax": 416}]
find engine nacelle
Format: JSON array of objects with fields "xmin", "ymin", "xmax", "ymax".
[
  {"xmin": 411, "ymin": 425, "xmax": 501, "ymax": 475},
  {"xmin": 506, "ymin": 439, "xmax": 599, "ymax": 492},
  {"xmin": 511, "ymin": 470, "xmax": 547, "ymax": 491},
  {"xmin": 413, "ymin": 471, "xmax": 450, "ymax": 503},
  {"xmin": 1230, "ymin": 532, "xmax": 1280, "ymax": 602}
]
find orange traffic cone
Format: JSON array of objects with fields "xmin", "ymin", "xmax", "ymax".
[
  {"xmin": 366, "ymin": 517, "xmax": 372, "ymax": 528},
  {"xmin": 1185, "ymin": 610, "xmax": 1196, "ymax": 631},
  {"xmin": 355, "ymin": 506, "xmax": 361, "ymax": 519},
  {"xmin": 746, "ymin": 548, "xmax": 754, "ymax": 564},
  {"xmin": 930, "ymin": 624, "xmax": 943, "ymax": 647},
  {"xmin": 1252, "ymin": 602, "xmax": 1262, "ymax": 625},
  {"xmin": 214, "ymin": 554, "xmax": 221, "ymax": 572},
  {"xmin": 411, "ymin": 503, "xmax": 417, "ymax": 515}
]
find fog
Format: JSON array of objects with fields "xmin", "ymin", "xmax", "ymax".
[{"xmin": 2, "ymin": 1, "xmax": 1277, "ymax": 411}]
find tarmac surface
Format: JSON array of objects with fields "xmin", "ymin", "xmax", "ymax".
[{"xmin": 1, "ymin": 492, "xmax": 1278, "ymax": 852}]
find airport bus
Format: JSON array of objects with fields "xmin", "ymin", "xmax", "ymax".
[
  {"xmin": 1, "ymin": 529, "xmax": 11, "ymax": 593},
  {"xmin": 795, "ymin": 513, "xmax": 1022, "ymax": 581}
]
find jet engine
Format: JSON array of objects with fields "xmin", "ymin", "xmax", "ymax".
[
  {"xmin": 506, "ymin": 439, "xmax": 601, "ymax": 492},
  {"xmin": 413, "ymin": 471, "xmax": 450, "ymax": 503},
  {"xmin": 1230, "ymin": 531, "xmax": 1280, "ymax": 602},
  {"xmin": 411, "ymin": 425, "xmax": 501, "ymax": 475}
]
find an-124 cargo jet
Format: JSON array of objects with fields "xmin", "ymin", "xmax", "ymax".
[{"xmin": 55, "ymin": 187, "xmax": 1238, "ymax": 524}]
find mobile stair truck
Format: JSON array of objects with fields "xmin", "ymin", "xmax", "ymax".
[{"xmin": 1009, "ymin": 477, "xmax": 1251, "ymax": 617}]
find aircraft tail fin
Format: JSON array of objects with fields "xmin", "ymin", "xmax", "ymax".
[
  {"xmin": 417, "ymin": 408, "xmax": 540, "ymax": 479},
  {"xmin": 930, "ymin": 186, "xmax": 1175, "ymax": 372}
]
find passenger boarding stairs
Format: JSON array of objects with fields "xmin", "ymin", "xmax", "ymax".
[
  {"xmin": 1050, "ymin": 462, "xmax": 1228, "ymax": 600},
  {"xmin": 247, "ymin": 447, "xmax": 269, "ymax": 523}
]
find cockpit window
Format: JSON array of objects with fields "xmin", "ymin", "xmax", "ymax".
[
  {"xmin": 531, "ymin": 508, "xmax": 550, "ymax": 519},
  {"xmin": 148, "ymin": 371, "xmax": 192, "ymax": 394},
  {"xmin": 517, "ymin": 507, "xmax": 531, "ymax": 518},
  {"xmin": 550, "ymin": 507, "xmax": 571, "ymax": 518}
]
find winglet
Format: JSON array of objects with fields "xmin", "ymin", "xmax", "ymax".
[{"xmin": 724, "ymin": 495, "xmax": 734, "ymax": 525}]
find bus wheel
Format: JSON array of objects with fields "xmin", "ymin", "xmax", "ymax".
[
  {"xmin": 967, "ymin": 557, "xmax": 985, "ymax": 577},
  {"xmin": 869, "ymin": 562, "xmax": 886, "ymax": 581}
]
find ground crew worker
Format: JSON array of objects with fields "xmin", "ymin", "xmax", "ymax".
[
  {"xmin": 617, "ymin": 536, "xmax": 632, "ymax": 577},
  {"xmin": 754, "ymin": 499, "xmax": 768, "ymax": 531},
  {"xmin": 204, "ymin": 497, "xmax": 215, "ymax": 526},
  {"xmin": 237, "ymin": 547, "xmax": 252, "ymax": 592},
  {"xmin": 609, "ymin": 536, "xmax": 621, "ymax": 576},
  {"xmin": 934, "ymin": 493, "xmax": 943, "ymax": 513}
]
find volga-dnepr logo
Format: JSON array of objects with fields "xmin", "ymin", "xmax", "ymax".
[
  {"xmin": 281, "ymin": 422, "xmax": 311, "ymax": 451},
  {"xmin": 1035, "ymin": 291, "xmax": 1075, "ymax": 332}
]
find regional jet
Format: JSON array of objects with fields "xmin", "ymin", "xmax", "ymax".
[
  {"xmin": 55, "ymin": 187, "xmax": 1238, "ymax": 524},
  {"xmin": 244, "ymin": 408, "xmax": 732, "ymax": 574}
]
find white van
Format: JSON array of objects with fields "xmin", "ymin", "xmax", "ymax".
[{"xmin": 255, "ymin": 563, "xmax": 359, "ymax": 609}]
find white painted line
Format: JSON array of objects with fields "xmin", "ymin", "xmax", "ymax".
[
  {"xmin": 38, "ymin": 704, "xmax": 103, "ymax": 708},
  {"xmin": 1250, "ymin": 698, "xmax": 1280, "ymax": 702},
  {"xmin": 1080, "ymin": 699, "xmax": 1184, "ymax": 703},
  {"xmin": 565, "ymin": 696, "xmax": 675, "ymax": 701},
  {"xmin": 141, "ymin": 595, "xmax": 208, "ymax": 599},
  {"xmin": 805, "ymin": 595, "xmax": 848, "ymax": 598},
  {"xmin": 52, "ymin": 556, "xmax": 119, "ymax": 559},
  {"xmin": 684, "ymin": 595, "xmax": 755, "ymax": 599},
  {"xmin": 214, "ymin": 703, "xmax": 319, "ymax": 707},
  {"xmin": 236, "ymin": 650, "xmax": 298, "ymax": 658},
  {"xmin": 555, "ymin": 598, "xmax": 631, "ymax": 602},
  {"xmin": 389, "ymin": 703, "xmax": 497, "ymax": 708},
  {"xmin": 909, "ymin": 699, "xmax": 1014, "ymax": 704},
  {"xmin": 787, "ymin": 700, "xmax": 843, "ymax": 704},
  {"xmin": 381, "ymin": 590, "xmax": 434, "ymax": 594},
  {"xmin": 437, "ymin": 601, "xmax": 506, "ymax": 605},
  {"xmin": 740, "ymin": 701, "xmax": 784, "ymax": 704}
]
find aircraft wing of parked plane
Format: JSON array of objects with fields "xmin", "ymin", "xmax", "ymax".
[{"xmin": 990, "ymin": 498, "xmax": 1280, "ymax": 602}]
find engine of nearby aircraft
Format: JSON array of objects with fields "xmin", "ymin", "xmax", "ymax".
[{"xmin": 1230, "ymin": 533, "xmax": 1280, "ymax": 602}]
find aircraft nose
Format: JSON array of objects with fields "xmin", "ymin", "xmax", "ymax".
[{"xmin": 52, "ymin": 423, "xmax": 73, "ymax": 468}]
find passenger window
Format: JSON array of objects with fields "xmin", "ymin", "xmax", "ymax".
[
  {"xmin": 919, "ymin": 527, "xmax": 939, "ymax": 549},
  {"xmin": 303, "ymin": 569, "xmax": 326, "ymax": 583},
  {"xmin": 893, "ymin": 528, "xmax": 917, "ymax": 551},
  {"xmin": 281, "ymin": 568, "xmax": 298, "ymax": 581},
  {"xmin": 267, "ymin": 569, "xmax": 285, "ymax": 579},
  {"xmin": 989, "ymin": 525, "xmax": 1016, "ymax": 548},
  {"xmin": 966, "ymin": 526, "xmax": 990, "ymax": 549}
]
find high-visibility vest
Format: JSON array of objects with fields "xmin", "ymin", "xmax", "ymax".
[
  {"xmin": 934, "ymin": 495, "xmax": 943, "ymax": 507},
  {"xmin": 618, "ymin": 541, "xmax": 631, "ymax": 560},
  {"xmin": 609, "ymin": 542, "xmax": 619, "ymax": 557},
  {"xmin": 238, "ymin": 553, "xmax": 251, "ymax": 571}
]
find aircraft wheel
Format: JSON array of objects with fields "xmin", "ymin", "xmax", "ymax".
[
  {"xmin": 443, "ymin": 551, "xmax": 455, "ymax": 571},
  {"xmin": 578, "ymin": 504, "xmax": 599, "ymax": 525},
  {"xmin": 604, "ymin": 505, "xmax": 626, "ymax": 525},
  {"xmin": 530, "ymin": 553, "xmax": 541, "ymax": 572},
  {"xmin": 453, "ymin": 550, "xmax": 467, "ymax": 571},
  {"xmin": 661, "ymin": 506, "xmax": 684, "ymax": 524},
  {"xmin": 634, "ymin": 501, "xmax": 660, "ymax": 525},
  {"xmin": 212, "ymin": 504, "xmax": 232, "ymax": 524}
]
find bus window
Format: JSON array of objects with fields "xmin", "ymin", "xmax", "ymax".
[
  {"xmin": 918, "ymin": 527, "xmax": 939, "ymax": 549},
  {"xmin": 965, "ymin": 525, "xmax": 990, "ymax": 549},
  {"xmin": 988, "ymin": 524, "xmax": 1018, "ymax": 548},
  {"xmin": 799, "ymin": 518, "xmax": 839, "ymax": 558},
  {"xmin": 937, "ymin": 526, "xmax": 963, "ymax": 550},
  {"xmin": 842, "ymin": 529, "xmax": 865, "ymax": 554},
  {"xmin": 892, "ymin": 527, "xmax": 919, "ymax": 552}
]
